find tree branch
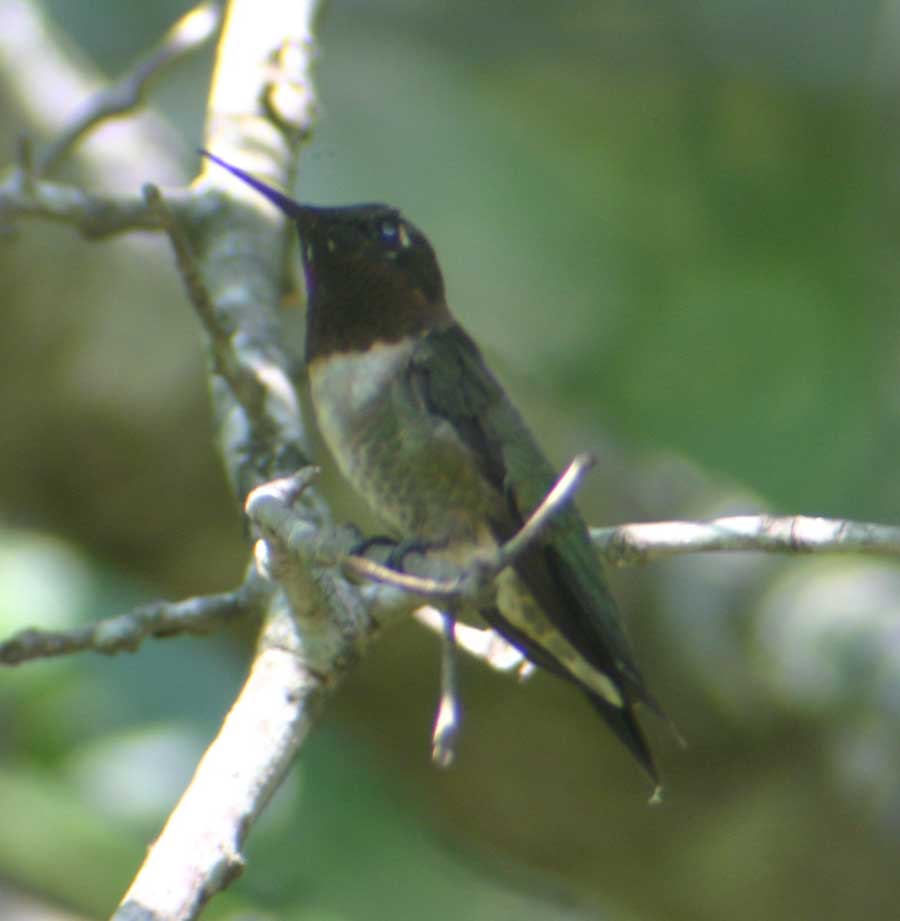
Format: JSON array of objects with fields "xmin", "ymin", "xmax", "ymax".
[
  {"xmin": 412, "ymin": 606, "xmax": 534, "ymax": 676},
  {"xmin": 109, "ymin": 3, "xmax": 344, "ymax": 918},
  {"xmin": 114, "ymin": 606, "xmax": 325, "ymax": 921},
  {"xmin": 0, "ymin": 0, "xmax": 187, "ymax": 190},
  {"xmin": 35, "ymin": 2, "xmax": 221, "ymax": 176},
  {"xmin": 0, "ymin": 571, "xmax": 267, "ymax": 666},
  {"xmin": 0, "ymin": 2, "xmax": 217, "ymax": 236},
  {"xmin": 2, "ymin": 4, "xmax": 339, "ymax": 913},
  {"xmin": 409, "ymin": 513, "xmax": 900, "ymax": 681},
  {"xmin": 592, "ymin": 514, "xmax": 900, "ymax": 566},
  {"xmin": 5, "ymin": 513, "xmax": 894, "ymax": 673},
  {"xmin": 0, "ymin": 172, "xmax": 171, "ymax": 236},
  {"xmin": 190, "ymin": 0, "xmax": 323, "ymax": 503}
]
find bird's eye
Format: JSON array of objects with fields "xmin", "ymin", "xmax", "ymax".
[
  {"xmin": 379, "ymin": 219, "xmax": 411, "ymax": 249},
  {"xmin": 380, "ymin": 220, "xmax": 399, "ymax": 243}
]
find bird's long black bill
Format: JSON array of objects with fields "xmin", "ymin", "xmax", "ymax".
[{"xmin": 199, "ymin": 149, "xmax": 311, "ymax": 223}]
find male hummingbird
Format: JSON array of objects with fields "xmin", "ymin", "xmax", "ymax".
[{"xmin": 202, "ymin": 150, "xmax": 666, "ymax": 789}]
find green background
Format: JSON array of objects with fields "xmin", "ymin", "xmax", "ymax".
[{"xmin": 2, "ymin": 1, "xmax": 900, "ymax": 919}]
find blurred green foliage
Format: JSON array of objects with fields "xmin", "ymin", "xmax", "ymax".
[{"xmin": 2, "ymin": 1, "xmax": 900, "ymax": 919}]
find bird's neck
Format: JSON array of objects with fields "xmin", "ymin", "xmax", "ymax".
[{"xmin": 304, "ymin": 261, "xmax": 452, "ymax": 360}]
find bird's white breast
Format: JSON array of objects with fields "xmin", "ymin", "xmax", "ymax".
[
  {"xmin": 308, "ymin": 339, "xmax": 413, "ymax": 455},
  {"xmin": 307, "ymin": 338, "xmax": 496, "ymax": 541}
]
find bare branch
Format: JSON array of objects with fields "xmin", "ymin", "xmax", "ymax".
[
  {"xmin": 416, "ymin": 609, "xmax": 537, "ymax": 681},
  {"xmin": 114, "ymin": 608, "xmax": 325, "ymax": 921},
  {"xmin": 413, "ymin": 606, "xmax": 532, "ymax": 674},
  {"xmin": 6, "ymin": 511, "xmax": 896, "ymax": 674},
  {"xmin": 187, "ymin": 0, "xmax": 324, "ymax": 506},
  {"xmin": 343, "ymin": 554, "xmax": 467, "ymax": 601},
  {"xmin": 0, "ymin": 4, "xmax": 218, "ymax": 236},
  {"xmin": 0, "ymin": 173, "xmax": 172, "ymax": 236},
  {"xmin": 592, "ymin": 514, "xmax": 900, "ymax": 566},
  {"xmin": 36, "ymin": 2, "xmax": 222, "ymax": 176},
  {"xmin": 114, "ymin": 476, "xmax": 379, "ymax": 921},
  {"xmin": 111, "ymin": 3, "xmax": 339, "ymax": 918},
  {"xmin": 0, "ymin": 0, "xmax": 185, "ymax": 189},
  {"xmin": 368, "ymin": 504, "xmax": 900, "ymax": 684},
  {"xmin": 143, "ymin": 184, "xmax": 223, "ymax": 346},
  {"xmin": 500, "ymin": 451, "xmax": 596, "ymax": 561},
  {"xmin": 203, "ymin": 0, "xmax": 318, "ymax": 157},
  {"xmin": 0, "ymin": 572, "xmax": 267, "ymax": 667}
]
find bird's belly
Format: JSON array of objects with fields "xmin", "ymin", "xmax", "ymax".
[{"xmin": 308, "ymin": 342, "xmax": 497, "ymax": 544}]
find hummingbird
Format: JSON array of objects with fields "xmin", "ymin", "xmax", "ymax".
[{"xmin": 202, "ymin": 150, "xmax": 667, "ymax": 790}]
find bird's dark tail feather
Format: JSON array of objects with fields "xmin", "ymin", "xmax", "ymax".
[
  {"xmin": 631, "ymin": 684, "xmax": 687, "ymax": 752},
  {"xmin": 585, "ymin": 691, "xmax": 662, "ymax": 800},
  {"xmin": 479, "ymin": 605, "xmax": 665, "ymax": 798}
]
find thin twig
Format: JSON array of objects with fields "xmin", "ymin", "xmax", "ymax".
[
  {"xmin": 36, "ymin": 2, "xmax": 221, "ymax": 176},
  {"xmin": 0, "ymin": 3, "xmax": 217, "ymax": 237},
  {"xmin": 0, "ymin": 0, "xmax": 184, "ymax": 190},
  {"xmin": 343, "ymin": 554, "xmax": 469, "ymax": 601},
  {"xmin": 413, "ymin": 607, "xmax": 531, "ymax": 673},
  {"xmin": 0, "ymin": 174, "xmax": 171, "ymax": 237},
  {"xmin": 0, "ymin": 572, "xmax": 266, "ymax": 667},
  {"xmin": 497, "ymin": 452, "xmax": 596, "ymax": 564},
  {"xmin": 145, "ymin": 179, "xmax": 316, "ymax": 479},
  {"xmin": 143, "ymin": 183, "xmax": 226, "ymax": 350},
  {"xmin": 592, "ymin": 514, "xmax": 900, "ymax": 566}
]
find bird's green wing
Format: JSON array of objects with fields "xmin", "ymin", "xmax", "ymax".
[{"xmin": 407, "ymin": 323, "xmax": 651, "ymax": 703}]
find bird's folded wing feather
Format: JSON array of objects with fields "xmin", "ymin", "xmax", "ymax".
[{"xmin": 406, "ymin": 323, "xmax": 650, "ymax": 702}]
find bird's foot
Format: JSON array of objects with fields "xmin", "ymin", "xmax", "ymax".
[
  {"xmin": 349, "ymin": 535, "xmax": 445, "ymax": 574},
  {"xmin": 386, "ymin": 539, "xmax": 430, "ymax": 571},
  {"xmin": 349, "ymin": 534, "xmax": 399, "ymax": 560}
]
